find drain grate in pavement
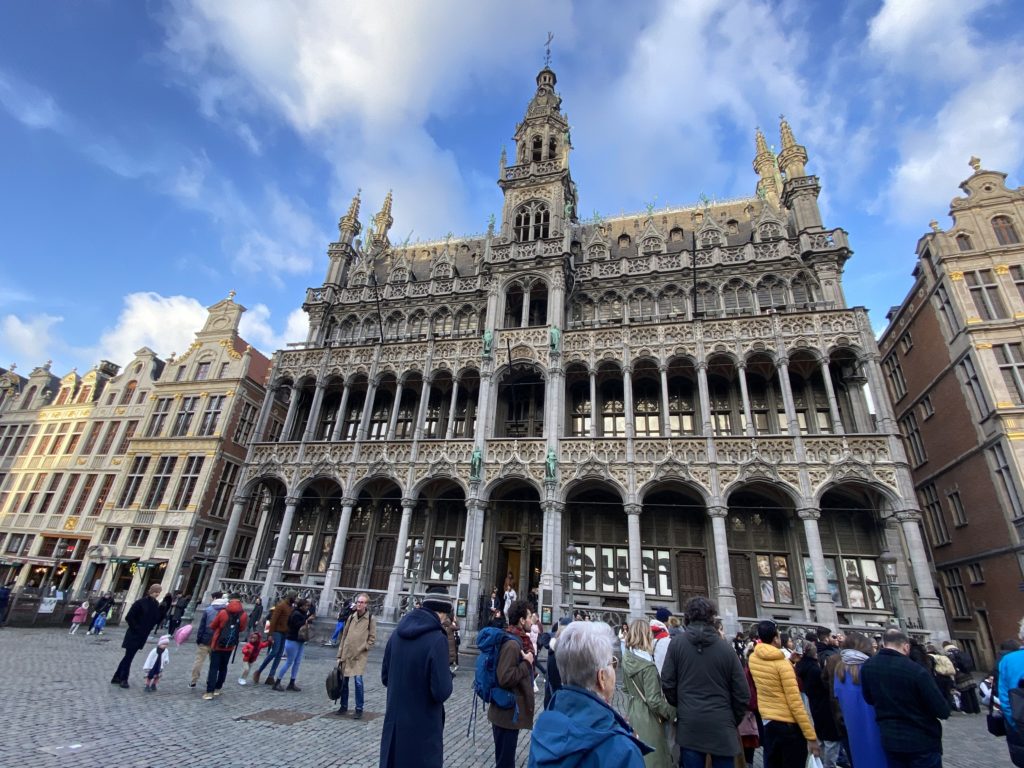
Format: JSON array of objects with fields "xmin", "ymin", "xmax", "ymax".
[
  {"xmin": 236, "ymin": 708, "xmax": 320, "ymax": 725},
  {"xmin": 321, "ymin": 710, "xmax": 382, "ymax": 722}
]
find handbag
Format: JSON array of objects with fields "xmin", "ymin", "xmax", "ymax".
[
  {"xmin": 738, "ymin": 710, "xmax": 759, "ymax": 737},
  {"xmin": 298, "ymin": 621, "xmax": 312, "ymax": 642}
]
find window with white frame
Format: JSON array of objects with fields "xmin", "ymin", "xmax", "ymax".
[
  {"xmin": 146, "ymin": 398, "xmax": 173, "ymax": 437},
  {"xmin": 990, "ymin": 442, "xmax": 1024, "ymax": 519},
  {"xmin": 171, "ymin": 397, "xmax": 199, "ymax": 437},
  {"xmin": 142, "ymin": 456, "xmax": 177, "ymax": 510},
  {"xmin": 197, "ymin": 395, "xmax": 225, "ymax": 436},
  {"xmin": 118, "ymin": 455, "xmax": 151, "ymax": 507},
  {"xmin": 127, "ymin": 527, "xmax": 149, "ymax": 547},
  {"xmin": 964, "ymin": 269, "xmax": 1008, "ymax": 320},
  {"xmin": 156, "ymin": 529, "xmax": 178, "ymax": 549},
  {"xmin": 170, "ymin": 455, "xmax": 204, "ymax": 510},
  {"xmin": 995, "ymin": 343, "xmax": 1024, "ymax": 404}
]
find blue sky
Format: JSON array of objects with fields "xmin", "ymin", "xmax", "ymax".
[{"xmin": 2, "ymin": 0, "xmax": 1023, "ymax": 375}]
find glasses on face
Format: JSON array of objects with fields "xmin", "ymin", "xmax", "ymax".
[{"xmin": 607, "ymin": 656, "xmax": 619, "ymax": 670}]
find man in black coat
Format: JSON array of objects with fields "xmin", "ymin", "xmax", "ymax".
[
  {"xmin": 110, "ymin": 583, "xmax": 163, "ymax": 688},
  {"xmin": 661, "ymin": 596, "xmax": 749, "ymax": 765},
  {"xmin": 862, "ymin": 628, "xmax": 951, "ymax": 767},
  {"xmin": 379, "ymin": 590, "xmax": 454, "ymax": 768}
]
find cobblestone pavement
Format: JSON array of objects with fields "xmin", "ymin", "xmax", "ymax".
[{"xmin": 0, "ymin": 625, "xmax": 1008, "ymax": 767}]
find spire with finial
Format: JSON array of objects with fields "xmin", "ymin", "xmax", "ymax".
[
  {"xmin": 371, "ymin": 190, "xmax": 394, "ymax": 249},
  {"xmin": 777, "ymin": 114, "xmax": 808, "ymax": 179},
  {"xmin": 969, "ymin": 156, "xmax": 982, "ymax": 172},
  {"xmin": 929, "ymin": 220, "xmax": 941, "ymax": 233},
  {"xmin": 227, "ymin": 289, "xmax": 236, "ymax": 302},
  {"xmin": 338, "ymin": 188, "xmax": 362, "ymax": 245},
  {"xmin": 753, "ymin": 128, "xmax": 780, "ymax": 207}
]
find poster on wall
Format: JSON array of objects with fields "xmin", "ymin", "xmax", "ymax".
[{"xmin": 38, "ymin": 597, "xmax": 58, "ymax": 614}]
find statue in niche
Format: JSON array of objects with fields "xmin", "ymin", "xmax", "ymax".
[
  {"xmin": 545, "ymin": 448, "xmax": 557, "ymax": 480},
  {"xmin": 470, "ymin": 447, "xmax": 483, "ymax": 481},
  {"xmin": 482, "ymin": 330, "xmax": 493, "ymax": 356},
  {"xmin": 549, "ymin": 326, "xmax": 560, "ymax": 352}
]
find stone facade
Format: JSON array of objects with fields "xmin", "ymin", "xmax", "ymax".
[
  {"xmin": 879, "ymin": 158, "xmax": 1024, "ymax": 666},
  {"xmin": 211, "ymin": 65, "xmax": 948, "ymax": 640}
]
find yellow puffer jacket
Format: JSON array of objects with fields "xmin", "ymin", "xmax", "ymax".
[{"xmin": 748, "ymin": 642, "xmax": 817, "ymax": 740}]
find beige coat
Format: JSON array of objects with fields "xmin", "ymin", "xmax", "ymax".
[{"xmin": 337, "ymin": 610, "xmax": 376, "ymax": 677}]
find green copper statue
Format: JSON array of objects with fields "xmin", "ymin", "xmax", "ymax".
[
  {"xmin": 545, "ymin": 448, "xmax": 557, "ymax": 480},
  {"xmin": 470, "ymin": 447, "xmax": 483, "ymax": 481},
  {"xmin": 483, "ymin": 330, "xmax": 493, "ymax": 356}
]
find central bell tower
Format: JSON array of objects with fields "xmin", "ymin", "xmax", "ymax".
[{"xmin": 497, "ymin": 65, "xmax": 579, "ymax": 244}]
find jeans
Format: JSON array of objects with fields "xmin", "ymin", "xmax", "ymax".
[
  {"xmin": 763, "ymin": 721, "xmax": 807, "ymax": 768},
  {"xmin": 340, "ymin": 675, "xmax": 364, "ymax": 711},
  {"xmin": 492, "ymin": 724, "xmax": 519, "ymax": 768},
  {"xmin": 257, "ymin": 631, "xmax": 286, "ymax": 677},
  {"xmin": 206, "ymin": 649, "xmax": 231, "ymax": 693},
  {"xmin": 113, "ymin": 645, "xmax": 141, "ymax": 682},
  {"xmin": 330, "ymin": 620, "xmax": 345, "ymax": 644},
  {"xmin": 276, "ymin": 639, "xmax": 305, "ymax": 681},
  {"xmin": 680, "ymin": 748, "xmax": 733, "ymax": 768},
  {"xmin": 884, "ymin": 751, "xmax": 943, "ymax": 768}
]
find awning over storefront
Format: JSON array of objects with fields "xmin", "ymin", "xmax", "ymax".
[
  {"xmin": 137, "ymin": 559, "xmax": 168, "ymax": 569},
  {"xmin": 109, "ymin": 556, "xmax": 138, "ymax": 565}
]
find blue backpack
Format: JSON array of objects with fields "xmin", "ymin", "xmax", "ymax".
[{"xmin": 468, "ymin": 627, "xmax": 520, "ymax": 739}]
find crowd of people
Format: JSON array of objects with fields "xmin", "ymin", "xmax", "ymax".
[{"xmin": 92, "ymin": 580, "xmax": 1024, "ymax": 768}]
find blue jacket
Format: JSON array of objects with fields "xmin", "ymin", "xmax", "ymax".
[
  {"xmin": 529, "ymin": 685, "xmax": 649, "ymax": 768},
  {"xmin": 379, "ymin": 608, "xmax": 453, "ymax": 768},
  {"xmin": 999, "ymin": 648, "xmax": 1024, "ymax": 732}
]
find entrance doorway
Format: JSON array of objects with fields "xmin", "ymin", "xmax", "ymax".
[
  {"xmin": 675, "ymin": 551, "xmax": 709, "ymax": 611},
  {"xmin": 496, "ymin": 545, "xmax": 541, "ymax": 605}
]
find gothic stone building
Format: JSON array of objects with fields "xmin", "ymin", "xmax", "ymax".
[
  {"xmin": 879, "ymin": 158, "xmax": 1024, "ymax": 666},
  {"xmin": 211, "ymin": 65, "xmax": 949, "ymax": 639}
]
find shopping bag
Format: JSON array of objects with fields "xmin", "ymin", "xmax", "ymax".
[{"xmin": 806, "ymin": 755, "xmax": 824, "ymax": 768}]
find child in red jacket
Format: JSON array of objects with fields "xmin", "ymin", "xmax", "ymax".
[{"xmin": 238, "ymin": 630, "xmax": 270, "ymax": 685}]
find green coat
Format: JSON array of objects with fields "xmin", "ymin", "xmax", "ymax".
[{"xmin": 622, "ymin": 649, "xmax": 676, "ymax": 768}]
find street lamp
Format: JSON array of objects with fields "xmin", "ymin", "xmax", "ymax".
[
  {"xmin": 878, "ymin": 550, "xmax": 902, "ymax": 628},
  {"xmin": 565, "ymin": 543, "xmax": 578, "ymax": 617}
]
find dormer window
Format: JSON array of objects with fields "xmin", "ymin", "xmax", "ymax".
[
  {"xmin": 617, "ymin": 234, "xmax": 632, "ymax": 250},
  {"xmin": 758, "ymin": 222, "xmax": 782, "ymax": 240},
  {"xmin": 993, "ymin": 215, "xmax": 1020, "ymax": 246},
  {"xmin": 955, "ymin": 234, "xmax": 973, "ymax": 251},
  {"xmin": 514, "ymin": 201, "xmax": 550, "ymax": 242},
  {"xmin": 642, "ymin": 236, "xmax": 661, "ymax": 253}
]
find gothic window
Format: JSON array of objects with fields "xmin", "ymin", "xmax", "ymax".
[
  {"xmin": 504, "ymin": 284, "xmax": 525, "ymax": 327},
  {"xmin": 694, "ymin": 283, "xmax": 720, "ymax": 316},
  {"xmin": 390, "ymin": 267, "xmax": 408, "ymax": 283},
  {"xmin": 432, "ymin": 261, "xmax": 453, "ymax": 279},
  {"xmin": 454, "ymin": 307, "xmax": 477, "ymax": 337},
  {"xmin": 339, "ymin": 316, "xmax": 358, "ymax": 342},
  {"xmin": 699, "ymin": 229, "xmax": 722, "ymax": 248},
  {"xmin": 385, "ymin": 312, "xmax": 405, "ymax": 340},
  {"xmin": 993, "ymin": 215, "xmax": 1020, "ymax": 246},
  {"xmin": 722, "ymin": 279, "xmax": 754, "ymax": 315},
  {"xmin": 570, "ymin": 297, "xmax": 596, "ymax": 327},
  {"xmin": 667, "ymin": 376, "xmax": 697, "ymax": 435},
  {"xmin": 756, "ymin": 276, "xmax": 787, "ymax": 310},
  {"xmin": 598, "ymin": 292, "xmax": 623, "ymax": 324},
  {"xmin": 790, "ymin": 273, "xmax": 817, "ymax": 307},
  {"xmin": 588, "ymin": 243, "xmax": 608, "ymax": 260},
  {"xmin": 498, "ymin": 368, "xmax": 545, "ymax": 438},
  {"xmin": 758, "ymin": 221, "xmax": 783, "ymax": 240},
  {"xmin": 528, "ymin": 282, "xmax": 548, "ymax": 326},
  {"xmin": 393, "ymin": 388, "xmax": 417, "ymax": 439},
  {"xmin": 531, "ymin": 136, "xmax": 543, "ymax": 162},
  {"xmin": 367, "ymin": 390, "xmax": 392, "ymax": 440},
  {"xmin": 599, "ymin": 380, "xmax": 626, "ymax": 437},
  {"xmin": 633, "ymin": 379, "xmax": 661, "ymax": 437},
  {"xmin": 657, "ymin": 287, "xmax": 687, "ymax": 320},
  {"xmin": 407, "ymin": 311, "xmax": 427, "ymax": 339},
  {"xmin": 628, "ymin": 290, "xmax": 655, "ymax": 323},
  {"xmin": 361, "ymin": 317, "xmax": 378, "ymax": 341},
  {"xmin": 642, "ymin": 236, "xmax": 662, "ymax": 253},
  {"xmin": 568, "ymin": 382, "xmax": 591, "ymax": 437},
  {"xmin": 431, "ymin": 309, "xmax": 453, "ymax": 339},
  {"xmin": 956, "ymin": 234, "xmax": 973, "ymax": 251},
  {"xmin": 351, "ymin": 271, "xmax": 367, "ymax": 288},
  {"xmin": 513, "ymin": 202, "xmax": 549, "ymax": 242}
]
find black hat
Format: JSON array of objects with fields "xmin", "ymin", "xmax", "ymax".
[{"xmin": 421, "ymin": 586, "xmax": 453, "ymax": 616}]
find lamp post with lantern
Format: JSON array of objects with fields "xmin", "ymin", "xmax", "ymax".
[
  {"xmin": 565, "ymin": 542, "xmax": 578, "ymax": 617},
  {"xmin": 878, "ymin": 549, "xmax": 903, "ymax": 628}
]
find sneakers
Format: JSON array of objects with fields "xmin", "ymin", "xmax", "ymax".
[
  {"xmin": 238, "ymin": 678, "xmax": 247, "ymax": 685},
  {"xmin": 202, "ymin": 693, "xmax": 214, "ymax": 701},
  {"xmin": 213, "ymin": 690, "xmax": 222, "ymax": 697},
  {"xmin": 188, "ymin": 682, "xmax": 196, "ymax": 689}
]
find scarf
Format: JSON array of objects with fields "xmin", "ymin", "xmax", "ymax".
[
  {"xmin": 509, "ymin": 625, "xmax": 534, "ymax": 656},
  {"xmin": 154, "ymin": 646, "xmax": 165, "ymax": 671},
  {"xmin": 840, "ymin": 649, "xmax": 868, "ymax": 665}
]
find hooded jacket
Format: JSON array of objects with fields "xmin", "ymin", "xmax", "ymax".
[
  {"xmin": 379, "ymin": 607, "xmax": 453, "ymax": 768},
  {"xmin": 197, "ymin": 597, "xmax": 228, "ymax": 646},
  {"xmin": 748, "ymin": 642, "xmax": 817, "ymax": 740},
  {"xmin": 209, "ymin": 598, "xmax": 248, "ymax": 652},
  {"xmin": 622, "ymin": 649, "xmax": 676, "ymax": 768},
  {"xmin": 660, "ymin": 620, "xmax": 749, "ymax": 757},
  {"xmin": 529, "ymin": 685, "xmax": 648, "ymax": 768}
]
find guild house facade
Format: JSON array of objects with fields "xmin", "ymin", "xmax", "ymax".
[{"xmin": 211, "ymin": 65, "xmax": 949, "ymax": 639}]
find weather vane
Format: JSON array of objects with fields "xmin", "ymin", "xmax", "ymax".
[{"xmin": 544, "ymin": 32, "xmax": 554, "ymax": 67}]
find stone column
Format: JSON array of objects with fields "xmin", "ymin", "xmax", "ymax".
[
  {"xmin": 843, "ymin": 368, "xmax": 872, "ymax": 433},
  {"xmin": 863, "ymin": 355, "xmax": 896, "ymax": 434},
  {"xmin": 444, "ymin": 379, "xmax": 460, "ymax": 440},
  {"xmin": 625, "ymin": 504, "xmax": 645, "ymax": 619},
  {"xmin": 659, "ymin": 364, "xmax": 671, "ymax": 436},
  {"xmin": 386, "ymin": 380, "xmax": 405, "ymax": 441},
  {"xmin": 898, "ymin": 510, "xmax": 950, "ymax": 641},
  {"xmin": 708, "ymin": 506, "xmax": 738, "ymax": 634},
  {"xmin": 737, "ymin": 362, "xmax": 754, "ymax": 437},
  {"xmin": 776, "ymin": 355, "xmax": 799, "ymax": 436},
  {"xmin": 207, "ymin": 494, "xmax": 249, "ymax": 599},
  {"xmin": 539, "ymin": 500, "xmax": 564, "ymax": 621},
  {"xmin": 318, "ymin": 497, "xmax": 356, "ymax": 615},
  {"xmin": 301, "ymin": 380, "xmax": 327, "ymax": 443},
  {"xmin": 696, "ymin": 361, "xmax": 712, "ymax": 436},
  {"xmin": 262, "ymin": 495, "xmax": 299, "ymax": 604},
  {"xmin": 799, "ymin": 507, "xmax": 838, "ymax": 630},
  {"xmin": 413, "ymin": 377, "xmax": 432, "ymax": 440},
  {"xmin": 463, "ymin": 499, "xmax": 489, "ymax": 629},
  {"xmin": 244, "ymin": 494, "xmax": 273, "ymax": 581},
  {"xmin": 520, "ymin": 295, "xmax": 530, "ymax": 327},
  {"xmin": 280, "ymin": 385, "xmax": 300, "ymax": 441},
  {"xmin": 623, "ymin": 366, "xmax": 636, "ymax": 440},
  {"xmin": 330, "ymin": 381, "xmax": 351, "ymax": 442},
  {"xmin": 356, "ymin": 377, "xmax": 377, "ymax": 441},
  {"xmin": 589, "ymin": 369, "xmax": 598, "ymax": 438},
  {"xmin": 819, "ymin": 358, "xmax": 844, "ymax": 435},
  {"xmin": 253, "ymin": 385, "xmax": 278, "ymax": 443},
  {"xmin": 383, "ymin": 498, "xmax": 417, "ymax": 621}
]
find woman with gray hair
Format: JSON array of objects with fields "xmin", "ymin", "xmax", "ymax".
[{"xmin": 528, "ymin": 621, "xmax": 649, "ymax": 767}]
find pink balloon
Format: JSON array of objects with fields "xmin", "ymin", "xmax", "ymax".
[{"xmin": 174, "ymin": 623, "xmax": 193, "ymax": 646}]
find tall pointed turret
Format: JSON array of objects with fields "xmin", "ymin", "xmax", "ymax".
[
  {"xmin": 324, "ymin": 189, "xmax": 363, "ymax": 287},
  {"xmin": 753, "ymin": 128, "xmax": 780, "ymax": 207},
  {"xmin": 777, "ymin": 115, "xmax": 808, "ymax": 179},
  {"xmin": 338, "ymin": 189, "xmax": 362, "ymax": 246},
  {"xmin": 371, "ymin": 190, "xmax": 394, "ymax": 251}
]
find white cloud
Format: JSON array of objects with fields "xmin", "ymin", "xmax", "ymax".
[
  {"xmin": 0, "ymin": 313, "xmax": 64, "ymax": 365},
  {"xmin": 94, "ymin": 292, "xmax": 208, "ymax": 363},
  {"xmin": 239, "ymin": 303, "xmax": 309, "ymax": 354},
  {"xmin": 0, "ymin": 69, "xmax": 66, "ymax": 130}
]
